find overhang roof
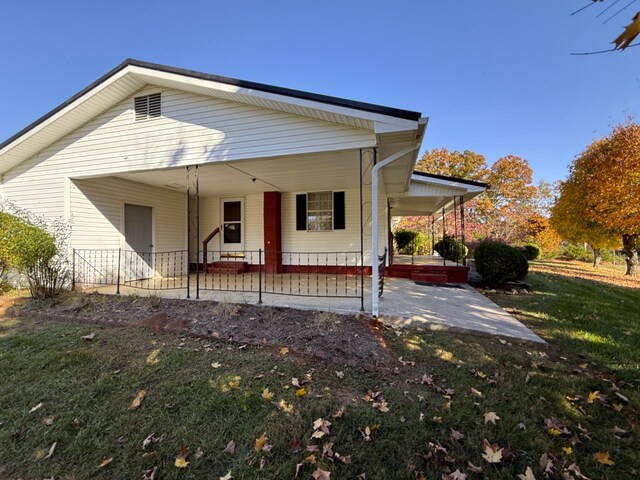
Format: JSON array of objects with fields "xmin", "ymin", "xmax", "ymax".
[
  {"xmin": 388, "ymin": 172, "xmax": 487, "ymax": 216},
  {"xmin": 0, "ymin": 59, "xmax": 425, "ymax": 175}
]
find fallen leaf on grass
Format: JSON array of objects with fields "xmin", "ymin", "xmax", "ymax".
[
  {"xmin": 612, "ymin": 402, "xmax": 624, "ymax": 412},
  {"xmin": 142, "ymin": 466, "xmax": 158, "ymax": 480},
  {"xmin": 222, "ymin": 440, "xmax": 236, "ymax": 454},
  {"xmin": 295, "ymin": 388, "xmax": 307, "ymax": 397},
  {"xmin": 470, "ymin": 387, "xmax": 483, "ymax": 398},
  {"xmin": 42, "ymin": 416, "xmax": 54, "ymax": 426},
  {"xmin": 335, "ymin": 452, "xmax": 351, "ymax": 464},
  {"xmin": 593, "ymin": 451, "xmax": 614, "ymax": 465},
  {"xmin": 279, "ymin": 347, "xmax": 289, "ymax": 356},
  {"xmin": 517, "ymin": 466, "xmax": 536, "ymax": 480},
  {"xmin": 332, "ymin": 406, "xmax": 345, "ymax": 418},
  {"xmin": 481, "ymin": 439, "xmax": 502, "ymax": 464},
  {"xmin": 175, "ymin": 446, "xmax": 189, "ymax": 468},
  {"xmin": 227, "ymin": 376, "xmax": 241, "ymax": 389},
  {"xmin": 587, "ymin": 391, "xmax": 599, "ymax": 404},
  {"xmin": 467, "ymin": 462, "xmax": 483, "ymax": 474},
  {"xmin": 450, "ymin": 428, "xmax": 464, "ymax": 442},
  {"xmin": 614, "ymin": 391, "xmax": 629, "ymax": 403},
  {"xmin": 311, "ymin": 468, "xmax": 331, "ymax": 479},
  {"xmin": 262, "ymin": 388, "xmax": 274, "ymax": 400},
  {"xmin": 81, "ymin": 332, "xmax": 95, "ymax": 341},
  {"xmin": 254, "ymin": 432, "xmax": 272, "ymax": 453},
  {"xmin": 612, "ymin": 425, "xmax": 628, "ymax": 435},
  {"xmin": 130, "ymin": 390, "xmax": 147, "ymax": 409},
  {"xmin": 312, "ymin": 418, "xmax": 331, "ymax": 439},
  {"xmin": 276, "ymin": 399, "xmax": 294, "ymax": 414},
  {"xmin": 295, "ymin": 454, "xmax": 317, "ymax": 477},
  {"xmin": 442, "ymin": 469, "xmax": 467, "ymax": 480},
  {"xmin": 335, "ymin": 371, "xmax": 344, "ymax": 379},
  {"xmin": 29, "ymin": 402, "xmax": 44, "ymax": 413},
  {"xmin": 359, "ymin": 426, "xmax": 374, "ymax": 442},
  {"xmin": 44, "ymin": 442, "xmax": 57, "ymax": 460},
  {"xmin": 484, "ymin": 412, "xmax": 500, "ymax": 425},
  {"xmin": 194, "ymin": 447, "xmax": 204, "ymax": 459},
  {"xmin": 563, "ymin": 447, "xmax": 573, "ymax": 455},
  {"xmin": 98, "ymin": 457, "xmax": 113, "ymax": 468},
  {"xmin": 220, "ymin": 471, "xmax": 233, "ymax": 480},
  {"xmin": 211, "ymin": 362, "xmax": 222, "ymax": 369}
]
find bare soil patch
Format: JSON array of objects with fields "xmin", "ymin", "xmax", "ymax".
[{"xmin": 17, "ymin": 292, "xmax": 395, "ymax": 371}]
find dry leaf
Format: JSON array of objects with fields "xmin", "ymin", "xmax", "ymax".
[
  {"xmin": 276, "ymin": 399, "xmax": 294, "ymax": 414},
  {"xmin": 295, "ymin": 388, "xmax": 307, "ymax": 397},
  {"xmin": 484, "ymin": 412, "xmax": 500, "ymax": 425},
  {"xmin": 42, "ymin": 416, "xmax": 54, "ymax": 426},
  {"xmin": 613, "ymin": 12, "xmax": 640, "ymax": 50},
  {"xmin": 613, "ymin": 402, "xmax": 624, "ymax": 412},
  {"xmin": 262, "ymin": 388, "xmax": 274, "ymax": 400},
  {"xmin": 130, "ymin": 390, "xmax": 147, "ymax": 409},
  {"xmin": 587, "ymin": 391, "xmax": 599, "ymax": 404},
  {"xmin": 517, "ymin": 466, "xmax": 536, "ymax": 480},
  {"xmin": 220, "ymin": 471, "xmax": 233, "ymax": 480},
  {"xmin": 335, "ymin": 452, "xmax": 351, "ymax": 464},
  {"xmin": 612, "ymin": 425, "xmax": 628, "ymax": 435},
  {"xmin": 468, "ymin": 462, "xmax": 483, "ymax": 474},
  {"xmin": 223, "ymin": 440, "xmax": 236, "ymax": 454},
  {"xmin": 593, "ymin": 451, "xmax": 614, "ymax": 465},
  {"xmin": 470, "ymin": 387, "xmax": 483, "ymax": 397},
  {"xmin": 175, "ymin": 446, "xmax": 189, "ymax": 468},
  {"xmin": 81, "ymin": 332, "xmax": 95, "ymax": 340},
  {"xmin": 255, "ymin": 432, "xmax": 268, "ymax": 452},
  {"xmin": 450, "ymin": 428, "xmax": 464, "ymax": 442},
  {"xmin": 29, "ymin": 402, "xmax": 44, "ymax": 413},
  {"xmin": 311, "ymin": 468, "xmax": 331, "ymax": 480},
  {"xmin": 443, "ymin": 469, "xmax": 467, "ymax": 480},
  {"xmin": 98, "ymin": 457, "xmax": 113, "ymax": 468},
  {"xmin": 481, "ymin": 439, "xmax": 503, "ymax": 463},
  {"xmin": 279, "ymin": 347, "xmax": 289, "ymax": 356},
  {"xmin": 142, "ymin": 466, "xmax": 158, "ymax": 480},
  {"xmin": 562, "ymin": 446, "xmax": 573, "ymax": 455},
  {"xmin": 227, "ymin": 376, "xmax": 241, "ymax": 389},
  {"xmin": 332, "ymin": 406, "xmax": 345, "ymax": 418},
  {"xmin": 335, "ymin": 371, "xmax": 344, "ymax": 379},
  {"xmin": 614, "ymin": 391, "xmax": 629, "ymax": 403},
  {"xmin": 44, "ymin": 442, "xmax": 57, "ymax": 460},
  {"xmin": 211, "ymin": 362, "xmax": 222, "ymax": 368}
]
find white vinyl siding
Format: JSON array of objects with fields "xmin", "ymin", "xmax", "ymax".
[
  {"xmin": 69, "ymin": 177, "xmax": 185, "ymax": 251},
  {"xmin": 1, "ymin": 86, "xmax": 373, "ymax": 219},
  {"xmin": 282, "ymin": 186, "xmax": 387, "ymax": 266}
]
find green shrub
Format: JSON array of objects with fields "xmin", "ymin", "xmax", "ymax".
[
  {"xmin": 519, "ymin": 244, "xmax": 540, "ymax": 261},
  {"xmin": 0, "ymin": 206, "xmax": 69, "ymax": 298},
  {"xmin": 560, "ymin": 243, "xmax": 614, "ymax": 264},
  {"xmin": 434, "ymin": 235, "xmax": 468, "ymax": 263},
  {"xmin": 394, "ymin": 230, "xmax": 429, "ymax": 255},
  {"xmin": 474, "ymin": 240, "xmax": 529, "ymax": 286}
]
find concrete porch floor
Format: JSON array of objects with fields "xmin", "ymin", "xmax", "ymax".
[{"xmin": 90, "ymin": 274, "xmax": 544, "ymax": 343}]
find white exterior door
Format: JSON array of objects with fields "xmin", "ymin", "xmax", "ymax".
[
  {"xmin": 221, "ymin": 198, "xmax": 244, "ymax": 252},
  {"xmin": 124, "ymin": 203, "xmax": 153, "ymax": 280}
]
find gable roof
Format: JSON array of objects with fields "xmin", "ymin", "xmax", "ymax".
[{"xmin": 0, "ymin": 59, "xmax": 424, "ymax": 174}]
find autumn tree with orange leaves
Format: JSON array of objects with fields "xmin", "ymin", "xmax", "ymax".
[
  {"xmin": 556, "ymin": 123, "xmax": 640, "ymax": 275},
  {"xmin": 550, "ymin": 177, "xmax": 620, "ymax": 267}
]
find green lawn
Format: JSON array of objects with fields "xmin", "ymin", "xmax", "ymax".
[{"xmin": 0, "ymin": 264, "xmax": 639, "ymax": 479}]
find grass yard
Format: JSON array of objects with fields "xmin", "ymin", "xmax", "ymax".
[{"xmin": 0, "ymin": 261, "xmax": 639, "ymax": 479}]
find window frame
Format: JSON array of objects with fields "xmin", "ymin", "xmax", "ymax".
[{"xmin": 306, "ymin": 191, "xmax": 333, "ymax": 232}]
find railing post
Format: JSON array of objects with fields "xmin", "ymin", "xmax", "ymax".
[
  {"xmin": 258, "ymin": 248, "xmax": 263, "ymax": 304},
  {"xmin": 116, "ymin": 248, "xmax": 121, "ymax": 295},
  {"xmin": 71, "ymin": 248, "xmax": 76, "ymax": 291}
]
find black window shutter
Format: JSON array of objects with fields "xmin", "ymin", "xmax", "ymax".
[
  {"xmin": 333, "ymin": 191, "xmax": 345, "ymax": 230},
  {"xmin": 296, "ymin": 194, "xmax": 307, "ymax": 231}
]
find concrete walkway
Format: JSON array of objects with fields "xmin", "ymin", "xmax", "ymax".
[{"xmin": 93, "ymin": 275, "xmax": 544, "ymax": 343}]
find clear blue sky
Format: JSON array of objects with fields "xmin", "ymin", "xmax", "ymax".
[{"xmin": 0, "ymin": 0, "xmax": 637, "ymax": 183}]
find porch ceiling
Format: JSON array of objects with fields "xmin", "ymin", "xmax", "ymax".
[{"xmin": 110, "ymin": 149, "xmax": 363, "ymax": 196}]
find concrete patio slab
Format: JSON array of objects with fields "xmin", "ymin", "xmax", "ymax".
[{"xmin": 90, "ymin": 274, "xmax": 544, "ymax": 343}]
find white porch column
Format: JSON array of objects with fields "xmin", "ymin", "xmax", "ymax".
[{"xmin": 371, "ymin": 144, "xmax": 419, "ymax": 317}]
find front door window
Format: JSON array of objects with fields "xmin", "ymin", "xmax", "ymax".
[{"xmin": 222, "ymin": 200, "xmax": 242, "ymax": 246}]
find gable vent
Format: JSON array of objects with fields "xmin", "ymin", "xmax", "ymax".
[{"xmin": 134, "ymin": 93, "xmax": 162, "ymax": 121}]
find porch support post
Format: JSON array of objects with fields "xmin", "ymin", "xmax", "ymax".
[
  {"xmin": 359, "ymin": 149, "xmax": 365, "ymax": 312},
  {"xmin": 371, "ymin": 144, "xmax": 419, "ymax": 317},
  {"xmin": 460, "ymin": 196, "xmax": 466, "ymax": 266},
  {"xmin": 431, "ymin": 216, "xmax": 435, "ymax": 255},
  {"xmin": 263, "ymin": 192, "xmax": 282, "ymax": 274},
  {"xmin": 442, "ymin": 207, "xmax": 446, "ymax": 266},
  {"xmin": 453, "ymin": 196, "xmax": 458, "ymax": 266},
  {"xmin": 195, "ymin": 165, "xmax": 200, "ymax": 299},
  {"xmin": 186, "ymin": 167, "xmax": 191, "ymax": 299}
]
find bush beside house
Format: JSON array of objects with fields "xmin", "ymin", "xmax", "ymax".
[{"xmin": 474, "ymin": 240, "xmax": 529, "ymax": 286}]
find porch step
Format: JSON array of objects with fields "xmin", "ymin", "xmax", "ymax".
[
  {"xmin": 207, "ymin": 261, "xmax": 249, "ymax": 274},
  {"xmin": 411, "ymin": 272, "xmax": 449, "ymax": 284}
]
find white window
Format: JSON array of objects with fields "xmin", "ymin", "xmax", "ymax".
[
  {"xmin": 134, "ymin": 93, "xmax": 162, "ymax": 121},
  {"xmin": 307, "ymin": 191, "xmax": 333, "ymax": 231}
]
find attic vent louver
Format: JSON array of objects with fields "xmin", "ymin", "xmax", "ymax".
[{"xmin": 134, "ymin": 93, "xmax": 162, "ymax": 121}]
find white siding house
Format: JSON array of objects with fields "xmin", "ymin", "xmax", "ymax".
[{"xmin": 0, "ymin": 60, "xmax": 484, "ymax": 315}]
